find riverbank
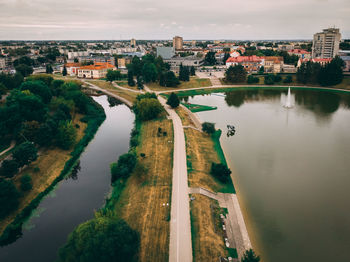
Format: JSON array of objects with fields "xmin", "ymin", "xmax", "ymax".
[{"xmin": 0, "ymin": 96, "xmax": 106, "ymax": 246}]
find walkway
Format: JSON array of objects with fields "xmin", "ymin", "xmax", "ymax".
[
  {"xmin": 0, "ymin": 141, "xmax": 15, "ymax": 157},
  {"xmin": 189, "ymin": 187, "xmax": 252, "ymax": 259}
]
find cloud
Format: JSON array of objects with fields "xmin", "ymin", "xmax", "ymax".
[{"xmin": 0, "ymin": 0, "xmax": 349, "ymax": 40}]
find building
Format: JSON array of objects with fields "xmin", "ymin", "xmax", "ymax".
[
  {"xmin": 173, "ymin": 36, "xmax": 183, "ymax": 50},
  {"xmin": 263, "ymin": 56, "xmax": 284, "ymax": 73},
  {"xmin": 164, "ymin": 56, "xmax": 204, "ymax": 74},
  {"xmin": 226, "ymin": 56, "xmax": 263, "ymax": 73},
  {"xmin": 62, "ymin": 63, "xmax": 81, "ymax": 76},
  {"xmin": 77, "ymin": 62, "xmax": 116, "ymax": 79},
  {"xmin": 297, "ymin": 58, "xmax": 332, "ymax": 68},
  {"xmin": 0, "ymin": 58, "xmax": 6, "ymax": 70},
  {"xmin": 130, "ymin": 38, "xmax": 136, "ymax": 47},
  {"xmin": 78, "ymin": 56, "xmax": 115, "ymax": 66},
  {"xmin": 288, "ymin": 49, "xmax": 311, "ymax": 59},
  {"xmin": 312, "ymin": 28, "xmax": 341, "ymax": 58},
  {"xmin": 156, "ymin": 47, "xmax": 175, "ymax": 59}
]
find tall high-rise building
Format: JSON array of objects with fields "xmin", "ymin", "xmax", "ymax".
[
  {"xmin": 130, "ymin": 38, "xmax": 136, "ymax": 47},
  {"xmin": 312, "ymin": 28, "xmax": 341, "ymax": 58},
  {"xmin": 173, "ymin": 36, "xmax": 183, "ymax": 50}
]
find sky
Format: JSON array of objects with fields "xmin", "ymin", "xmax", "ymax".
[{"xmin": 0, "ymin": 0, "xmax": 349, "ymax": 40}]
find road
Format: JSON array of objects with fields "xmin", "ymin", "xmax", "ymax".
[{"xmin": 157, "ymin": 95, "xmax": 193, "ymax": 262}]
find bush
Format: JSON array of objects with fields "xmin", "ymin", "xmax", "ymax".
[
  {"xmin": 241, "ymin": 249, "xmax": 260, "ymax": 262},
  {"xmin": 210, "ymin": 162, "xmax": 232, "ymax": 183},
  {"xmin": 110, "ymin": 152, "xmax": 137, "ymax": 183},
  {"xmin": 247, "ymin": 75, "xmax": 259, "ymax": 84},
  {"xmin": 283, "ymin": 75, "xmax": 293, "ymax": 83},
  {"xmin": 166, "ymin": 92, "xmax": 180, "ymax": 108},
  {"xmin": 264, "ymin": 74, "xmax": 275, "ymax": 85},
  {"xmin": 274, "ymin": 74, "xmax": 282, "ymax": 83},
  {"xmin": 12, "ymin": 142, "xmax": 38, "ymax": 167},
  {"xmin": 202, "ymin": 122, "xmax": 216, "ymax": 134},
  {"xmin": 0, "ymin": 160, "xmax": 19, "ymax": 178},
  {"xmin": 57, "ymin": 217, "xmax": 139, "ymax": 262},
  {"xmin": 0, "ymin": 177, "xmax": 20, "ymax": 219},
  {"xmin": 133, "ymin": 98, "xmax": 163, "ymax": 121},
  {"xmin": 56, "ymin": 121, "xmax": 77, "ymax": 150},
  {"xmin": 20, "ymin": 174, "xmax": 32, "ymax": 191}
]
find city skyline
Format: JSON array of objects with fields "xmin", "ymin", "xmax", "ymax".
[{"xmin": 0, "ymin": 0, "xmax": 349, "ymax": 40}]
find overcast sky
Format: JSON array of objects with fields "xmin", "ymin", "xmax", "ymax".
[{"xmin": 0, "ymin": 0, "xmax": 349, "ymax": 40}]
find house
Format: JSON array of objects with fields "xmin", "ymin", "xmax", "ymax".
[
  {"xmin": 77, "ymin": 62, "xmax": 116, "ymax": 79},
  {"xmin": 230, "ymin": 51, "xmax": 240, "ymax": 58},
  {"xmin": 287, "ymin": 49, "xmax": 311, "ymax": 59},
  {"xmin": 226, "ymin": 56, "xmax": 263, "ymax": 73},
  {"xmin": 62, "ymin": 63, "xmax": 81, "ymax": 76},
  {"xmin": 297, "ymin": 58, "xmax": 332, "ymax": 68},
  {"xmin": 263, "ymin": 56, "xmax": 284, "ymax": 73}
]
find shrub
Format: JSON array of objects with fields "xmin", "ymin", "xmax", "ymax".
[
  {"xmin": 20, "ymin": 174, "xmax": 32, "ymax": 191},
  {"xmin": 0, "ymin": 177, "xmax": 20, "ymax": 219},
  {"xmin": 247, "ymin": 75, "xmax": 260, "ymax": 84},
  {"xmin": 210, "ymin": 162, "xmax": 232, "ymax": 183},
  {"xmin": 133, "ymin": 98, "xmax": 163, "ymax": 121},
  {"xmin": 274, "ymin": 74, "xmax": 282, "ymax": 82},
  {"xmin": 110, "ymin": 152, "xmax": 137, "ymax": 183},
  {"xmin": 283, "ymin": 75, "xmax": 293, "ymax": 83},
  {"xmin": 0, "ymin": 160, "xmax": 19, "ymax": 178},
  {"xmin": 264, "ymin": 74, "xmax": 275, "ymax": 85},
  {"xmin": 241, "ymin": 249, "xmax": 260, "ymax": 262},
  {"xmin": 166, "ymin": 92, "xmax": 180, "ymax": 108},
  {"xmin": 202, "ymin": 122, "xmax": 216, "ymax": 134},
  {"xmin": 12, "ymin": 142, "xmax": 38, "ymax": 167}
]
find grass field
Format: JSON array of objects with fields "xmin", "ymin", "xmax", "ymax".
[
  {"xmin": 190, "ymin": 194, "xmax": 227, "ymax": 261},
  {"xmin": 112, "ymin": 118, "xmax": 174, "ymax": 262},
  {"xmin": 147, "ymin": 77, "xmax": 211, "ymax": 92},
  {"xmin": 86, "ymin": 80, "xmax": 138, "ymax": 104},
  {"xmin": 116, "ymin": 80, "xmax": 139, "ymax": 91},
  {"xmin": 0, "ymin": 115, "xmax": 87, "ymax": 235},
  {"xmin": 182, "ymin": 103, "xmax": 217, "ymax": 113}
]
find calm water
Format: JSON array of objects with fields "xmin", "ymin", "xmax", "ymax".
[
  {"xmin": 185, "ymin": 89, "xmax": 350, "ymax": 262},
  {"xmin": 0, "ymin": 95, "xmax": 134, "ymax": 262}
]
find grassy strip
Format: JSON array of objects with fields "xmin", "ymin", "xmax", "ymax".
[
  {"xmin": 0, "ymin": 96, "xmax": 106, "ymax": 246},
  {"xmin": 189, "ymin": 197, "xmax": 198, "ymax": 262},
  {"xmin": 182, "ymin": 103, "xmax": 217, "ymax": 113}
]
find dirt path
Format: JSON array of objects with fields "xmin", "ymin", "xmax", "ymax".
[{"xmin": 0, "ymin": 141, "xmax": 15, "ymax": 157}]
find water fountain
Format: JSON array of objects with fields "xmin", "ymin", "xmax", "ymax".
[{"xmin": 284, "ymin": 87, "xmax": 293, "ymax": 109}]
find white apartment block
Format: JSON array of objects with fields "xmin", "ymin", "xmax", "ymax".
[{"xmin": 312, "ymin": 28, "xmax": 341, "ymax": 59}]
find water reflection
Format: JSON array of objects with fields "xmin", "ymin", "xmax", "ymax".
[
  {"xmin": 65, "ymin": 161, "xmax": 81, "ymax": 181},
  {"xmin": 107, "ymin": 96, "xmax": 123, "ymax": 107}
]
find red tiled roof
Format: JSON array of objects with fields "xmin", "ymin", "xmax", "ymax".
[
  {"xmin": 289, "ymin": 49, "xmax": 310, "ymax": 54},
  {"xmin": 78, "ymin": 62, "xmax": 115, "ymax": 70},
  {"xmin": 65, "ymin": 63, "xmax": 81, "ymax": 67},
  {"xmin": 226, "ymin": 55, "xmax": 262, "ymax": 63}
]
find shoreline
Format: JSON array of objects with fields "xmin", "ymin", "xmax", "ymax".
[{"xmin": 0, "ymin": 96, "xmax": 106, "ymax": 246}]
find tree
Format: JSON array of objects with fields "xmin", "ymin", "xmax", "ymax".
[
  {"xmin": 57, "ymin": 217, "xmax": 139, "ymax": 262},
  {"xmin": 20, "ymin": 80, "xmax": 52, "ymax": 104},
  {"xmin": 20, "ymin": 174, "xmax": 32, "ymax": 191},
  {"xmin": 12, "ymin": 142, "xmax": 38, "ymax": 167},
  {"xmin": 127, "ymin": 70, "xmax": 135, "ymax": 86},
  {"xmin": 241, "ymin": 249, "xmax": 260, "ymax": 262},
  {"xmin": 247, "ymin": 75, "xmax": 259, "ymax": 84},
  {"xmin": 133, "ymin": 98, "xmax": 163, "ymax": 121},
  {"xmin": 210, "ymin": 162, "xmax": 232, "ymax": 183},
  {"xmin": 202, "ymin": 122, "xmax": 216, "ymax": 134},
  {"xmin": 137, "ymin": 76, "xmax": 144, "ymax": 90},
  {"xmin": 190, "ymin": 66, "xmax": 196, "ymax": 76},
  {"xmin": 264, "ymin": 74, "xmax": 275, "ymax": 85},
  {"xmin": 46, "ymin": 64, "xmax": 53, "ymax": 74},
  {"xmin": 0, "ymin": 177, "xmax": 20, "ymax": 219},
  {"xmin": 142, "ymin": 63, "xmax": 158, "ymax": 83},
  {"xmin": 56, "ymin": 121, "xmax": 77, "ymax": 150},
  {"xmin": 160, "ymin": 71, "xmax": 179, "ymax": 87},
  {"xmin": 319, "ymin": 56, "xmax": 344, "ymax": 86},
  {"xmin": 15, "ymin": 64, "xmax": 33, "ymax": 77},
  {"xmin": 204, "ymin": 51, "xmax": 217, "ymax": 65},
  {"xmin": 258, "ymin": 66, "xmax": 265, "ymax": 74},
  {"xmin": 106, "ymin": 70, "xmax": 123, "ymax": 82},
  {"xmin": 225, "ymin": 65, "xmax": 247, "ymax": 83},
  {"xmin": 62, "ymin": 66, "xmax": 67, "ymax": 76},
  {"xmin": 179, "ymin": 64, "xmax": 190, "ymax": 81},
  {"xmin": 110, "ymin": 152, "xmax": 137, "ymax": 182},
  {"xmin": 283, "ymin": 75, "xmax": 293, "ymax": 83},
  {"xmin": 223, "ymin": 52, "xmax": 231, "ymax": 64},
  {"xmin": 13, "ymin": 56, "xmax": 34, "ymax": 67},
  {"xmin": 0, "ymin": 83, "xmax": 6, "ymax": 100},
  {"xmin": 166, "ymin": 92, "xmax": 180, "ymax": 108},
  {"xmin": 0, "ymin": 160, "xmax": 19, "ymax": 178}
]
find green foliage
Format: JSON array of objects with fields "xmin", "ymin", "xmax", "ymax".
[
  {"xmin": 319, "ymin": 56, "xmax": 345, "ymax": 86},
  {"xmin": 62, "ymin": 66, "xmax": 67, "ymax": 76},
  {"xmin": 223, "ymin": 52, "xmax": 231, "ymax": 64},
  {"xmin": 137, "ymin": 75, "xmax": 144, "ymax": 90},
  {"xmin": 12, "ymin": 142, "xmax": 38, "ymax": 167},
  {"xmin": 45, "ymin": 64, "xmax": 53, "ymax": 74},
  {"xmin": 26, "ymin": 74, "xmax": 54, "ymax": 86},
  {"xmin": 127, "ymin": 70, "xmax": 135, "ymax": 86},
  {"xmin": 241, "ymin": 249, "xmax": 260, "ymax": 262},
  {"xmin": 264, "ymin": 74, "xmax": 275, "ymax": 85},
  {"xmin": 110, "ymin": 152, "xmax": 137, "ymax": 182},
  {"xmin": 13, "ymin": 56, "xmax": 34, "ymax": 67},
  {"xmin": 20, "ymin": 80, "xmax": 52, "ymax": 103},
  {"xmin": 15, "ymin": 64, "xmax": 33, "ymax": 77},
  {"xmin": 136, "ymin": 92, "xmax": 157, "ymax": 101},
  {"xmin": 0, "ymin": 83, "xmax": 7, "ymax": 99},
  {"xmin": 259, "ymin": 66, "xmax": 264, "ymax": 74},
  {"xmin": 0, "ymin": 177, "xmax": 20, "ymax": 219},
  {"xmin": 225, "ymin": 65, "xmax": 247, "ymax": 83},
  {"xmin": 179, "ymin": 64, "xmax": 190, "ymax": 81},
  {"xmin": 20, "ymin": 174, "xmax": 32, "ymax": 191},
  {"xmin": 190, "ymin": 66, "xmax": 196, "ymax": 76},
  {"xmin": 247, "ymin": 75, "xmax": 259, "ymax": 84},
  {"xmin": 166, "ymin": 92, "xmax": 180, "ymax": 108},
  {"xmin": 202, "ymin": 122, "xmax": 216, "ymax": 134},
  {"xmin": 57, "ymin": 121, "xmax": 77, "ymax": 150},
  {"xmin": 142, "ymin": 63, "xmax": 158, "ymax": 83},
  {"xmin": 106, "ymin": 70, "xmax": 124, "ymax": 82},
  {"xmin": 160, "ymin": 71, "xmax": 179, "ymax": 87},
  {"xmin": 210, "ymin": 162, "xmax": 232, "ymax": 183},
  {"xmin": 283, "ymin": 75, "xmax": 293, "ymax": 83},
  {"xmin": 204, "ymin": 51, "xmax": 217, "ymax": 65},
  {"xmin": 0, "ymin": 160, "xmax": 19, "ymax": 178},
  {"xmin": 0, "ymin": 72, "xmax": 24, "ymax": 90},
  {"xmin": 133, "ymin": 98, "xmax": 163, "ymax": 121},
  {"xmin": 57, "ymin": 217, "xmax": 139, "ymax": 262}
]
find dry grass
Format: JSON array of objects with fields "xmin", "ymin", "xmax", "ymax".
[
  {"xmin": 0, "ymin": 115, "xmax": 87, "ymax": 234},
  {"xmin": 115, "ymin": 119, "xmax": 174, "ymax": 262},
  {"xmin": 190, "ymin": 194, "xmax": 227, "ymax": 261},
  {"xmin": 176, "ymin": 106, "xmax": 195, "ymax": 127},
  {"xmin": 85, "ymin": 80, "xmax": 138, "ymax": 104},
  {"xmin": 117, "ymin": 81, "xmax": 139, "ymax": 91},
  {"xmin": 147, "ymin": 77, "xmax": 211, "ymax": 92}
]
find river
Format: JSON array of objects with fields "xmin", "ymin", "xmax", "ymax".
[
  {"xmin": 183, "ymin": 88, "xmax": 350, "ymax": 262},
  {"xmin": 0, "ymin": 95, "xmax": 134, "ymax": 262}
]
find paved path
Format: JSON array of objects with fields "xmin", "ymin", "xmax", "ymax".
[
  {"xmin": 157, "ymin": 96, "xmax": 192, "ymax": 262},
  {"xmin": 0, "ymin": 141, "xmax": 15, "ymax": 157},
  {"xmin": 111, "ymin": 81, "xmax": 142, "ymax": 93},
  {"xmin": 82, "ymin": 80, "xmax": 133, "ymax": 108}
]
